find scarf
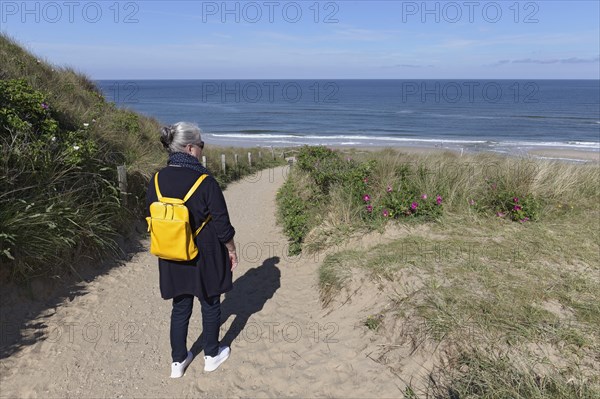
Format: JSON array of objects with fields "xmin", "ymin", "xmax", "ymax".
[{"xmin": 167, "ymin": 152, "xmax": 211, "ymax": 175}]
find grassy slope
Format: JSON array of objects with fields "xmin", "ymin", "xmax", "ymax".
[
  {"xmin": 0, "ymin": 34, "xmax": 165, "ymax": 172},
  {"xmin": 278, "ymin": 147, "xmax": 600, "ymax": 398},
  {"xmin": 0, "ymin": 34, "xmax": 284, "ymax": 281}
]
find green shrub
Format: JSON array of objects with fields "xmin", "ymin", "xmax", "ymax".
[
  {"xmin": 365, "ymin": 176, "xmax": 444, "ymax": 222},
  {"xmin": 0, "ymin": 79, "xmax": 59, "ymax": 136},
  {"xmin": 0, "ymin": 79, "xmax": 122, "ymax": 279},
  {"xmin": 297, "ymin": 145, "xmax": 374, "ymax": 196},
  {"xmin": 276, "ymin": 177, "xmax": 310, "ymax": 255},
  {"xmin": 472, "ymin": 178, "xmax": 542, "ymax": 222},
  {"xmin": 277, "ymin": 146, "xmax": 376, "ymax": 253}
]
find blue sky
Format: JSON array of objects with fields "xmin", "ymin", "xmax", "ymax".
[{"xmin": 1, "ymin": 1, "xmax": 599, "ymax": 79}]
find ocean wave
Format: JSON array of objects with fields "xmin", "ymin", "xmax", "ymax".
[
  {"xmin": 207, "ymin": 132, "xmax": 488, "ymax": 145},
  {"xmin": 429, "ymin": 113, "xmax": 498, "ymax": 120},
  {"xmin": 236, "ymin": 129, "xmax": 289, "ymax": 134},
  {"xmin": 210, "ymin": 133, "xmax": 301, "ymax": 139},
  {"xmin": 516, "ymin": 115, "xmax": 593, "ymax": 121},
  {"xmin": 502, "ymin": 141, "xmax": 600, "ymax": 150},
  {"xmin": 566, "ymin": 141, "xmax": 600, "ymax": 147},
  {"xmin": 366, "ymin": 128, "xmax": 414, "ymax": 133}
]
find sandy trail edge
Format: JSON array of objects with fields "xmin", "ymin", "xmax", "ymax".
[{"xmin": 0, "ymin": 165, "xmax": 402, "ymax": 399}]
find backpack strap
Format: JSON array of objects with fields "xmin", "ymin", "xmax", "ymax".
[
  {"xmin": 183, "ymin": 174, "xmax": 209, "ymax": 202},
  {"xmin": 185, "ymin": 174, "xmax": 211, "ymax": 237},
  {"xmin": 194, "ymin": 215, "xmax": 212, "ymax": 237},
  {"xmin": 154, "ymin": 173, "xmax": 163, "ymax": 200}
]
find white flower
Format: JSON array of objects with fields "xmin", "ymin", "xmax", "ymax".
[
  {"xmin": 51, "ymin": 137, "xmax": 56, "ymax": 142},
  {"xmin": 73, "ymin": 145, "xmax": 80, "ymax": 151},
  {"xmin": 83, "ymin": 123, "xmax": 89, "ymax": 128}
]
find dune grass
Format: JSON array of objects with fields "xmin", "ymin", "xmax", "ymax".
[
  {"xmin": 425, "ymin": 348, "xmax": 600, "ymax": 399},
  {"xmin": 277, "ymin": 145, "xmax": 599, "ymax": 397}
]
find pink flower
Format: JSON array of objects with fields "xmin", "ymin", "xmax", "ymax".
[
  {"xmin": 366, "ymin": 205, "xmax": 373, "ymax": 213},
  {"xmin": 363, "ymin": 194, "xmax": 371, "ymax": 202},
  {"xmin": 436, "ymin": 195, "xmax": 442, "ymax": 205},
  {"xmin": 386, "ymin": 186, "xmax": 393, "ymax": 193},
  {"xmin": 363, "ymin": 178, "xmax": 369, "ymax": 184},
  {"xmin": 421, "ymin": 194, "xmax": 428, "ymax": 200},
  {"xmin": 496, "ymin": 212, "xmax": 505, "ymax": 218},
  {"xmin": 346, "ymin": 157, "xmax": 352, "ymax": 162},
  {"xmin": 411, "ymin": 202, "xmax": 418, "ymax": 210},
  {"xmin": 469, "ymin": 199, "xmax": 476, "ymax": 206},
  {"xmin": 383, "ymin": 209, "xmax": 390, "ymax": 217},
  {"xmin": 41, "ymin": 102, "xmax": 49, "ymax": 110},
  {"xmin": 519, "ymin": 217, "xmax": 530, "ymax": 223},
  {"xmin": 513, "ymin": 197, "xmax": 519, "ymax": 203},
  {"xmin": 513, "ymin": 205, "xmax": 522, "ymax": 211}
]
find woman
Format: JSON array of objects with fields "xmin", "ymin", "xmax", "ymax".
[{"xmin": 146, "ymin": 122, "xmax": 238, "ymax": 378}]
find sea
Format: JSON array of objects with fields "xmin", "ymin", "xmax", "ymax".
[{"xmin": 95, "ymin": 80, "xmax": 600, "ymax": 158}]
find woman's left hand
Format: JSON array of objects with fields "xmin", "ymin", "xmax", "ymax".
[{"xmin": 229, "ymin": 251, "xmax": 238, "ymax": 271}]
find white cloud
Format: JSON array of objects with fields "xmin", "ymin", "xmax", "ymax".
[{"xmin": 487, "ymin": 56, "xmax": 599, "ymax": 67}]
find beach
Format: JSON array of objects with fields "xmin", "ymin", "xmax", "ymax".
[{"xmin": 526, "ymin": 148, "xmax": 600, "ymax": 162}]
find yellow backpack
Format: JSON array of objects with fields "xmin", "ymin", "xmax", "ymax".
[{"xmin": 146, "ymin": 172, "xmax": 211, "ymax": 261}]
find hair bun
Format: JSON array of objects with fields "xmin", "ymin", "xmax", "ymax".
[{"xmin": 160, "ymin": 125, "xmax": 175, "ymax": 149}]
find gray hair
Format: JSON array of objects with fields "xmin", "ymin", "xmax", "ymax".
[{"xmin": 160, "ymin": 122, "xmax": 202, "ymax": 153}]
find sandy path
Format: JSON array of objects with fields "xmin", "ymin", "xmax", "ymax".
[{"xmin": 0, "ymin": 165, "xmax": 401, "ymax": 398}]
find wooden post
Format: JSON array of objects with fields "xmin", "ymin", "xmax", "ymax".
[
  {"xmin": 258, "ymin": 151, "xmax": 262, "ymax": 162},
  {"xmin": 233, "ymin": 154, "xmax": 239, "ymax": 178},
  {"xmin": 282, "ymin": 151, "xmax": 286, "ymax": 159},
  {"xmin": 117, "ymin": 165, "xmax": 127, "ymax": 206},
  {"xmin": 271, "ymin": 146, "xmax": 275, "ymax": 160},
  {"xmin": 248, "ymin": 152, "xmax": 252, "ymax": 167},
  {"xmin": 221, "ymin": 154, "xmax": 226, "ymax": 173},
  {"xmin": 202, "ymin": 155, "xmax": 207, "ymax": 168}
]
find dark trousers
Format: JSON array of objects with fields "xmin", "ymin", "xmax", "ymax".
[{"xmin": 170, "ymin": 294, "xmax": 221, "ymax": 362}]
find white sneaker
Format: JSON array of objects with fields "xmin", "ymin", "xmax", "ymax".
[
  {"xmin": 170, "ymin": 351, "xmax": 193, "ymax": 378},
  {"xmin": 204, "ymin": 346, "xmax": 230, "ymax": 372}
]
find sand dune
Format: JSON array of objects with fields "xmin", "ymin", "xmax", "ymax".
[{"xmin": 0, "ymin": 165, "xmax": 403, "ymax": 398}]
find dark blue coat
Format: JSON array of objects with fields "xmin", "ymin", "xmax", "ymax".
[{"xmin": 146, "ymin": 165, "xmax": 235, "ymax": 300}]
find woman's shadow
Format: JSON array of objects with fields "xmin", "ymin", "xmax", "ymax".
[{"xmin": 191, "ymin": 256, "xmax": 281, "ymax": 354}]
